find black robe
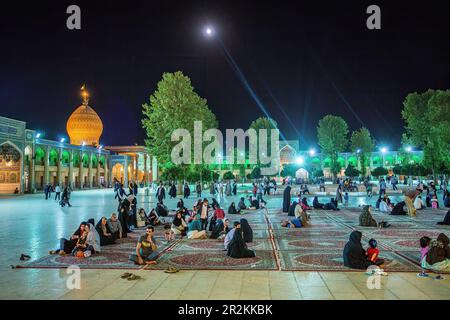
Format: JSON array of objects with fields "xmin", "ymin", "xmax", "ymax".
[
  {"xmin": 210, "ymin": 220, "xmax": 224, "ymax": 239},
  {"xmin": 390, "ymin": 201, "xmax": 406, "ymax": 215},
  {"xmin": 343, "ymin": 231, "xmax": 371, "ymax": 269},
  {"xmin": 183, "ymin": 186, "xmax": 190, "ymax": 198},
  {"xmin": 437, "ymin": 210, "xmax": 450, "ymax": 225},
  {"xmin": 228, "ymin": 204, "xmax": 238, "ymax": 215},
  {"xmin": 313, "ymin": 197, "xmax": 324, "ymax": 209},
  {"xmin": 95, "ymin": 221, "xmax": 116, "ymax": 246},
  {"xmin": 240, "ymin": 219, "xmax": 253, "ymax": 243},
  {"xmin": 288, "ymin": 201, "xmax": 298, "ymax": 217},
  {"xmin": 227, "ymin": 229, "xmax": 256, "ymax": 259},
  {"xmin": 282, "ymin": 186, "xmax": 291, "ymax": 213},
  {"xmin": 169, "ymin": 185, "xmax": 177, "ymax": 198}
]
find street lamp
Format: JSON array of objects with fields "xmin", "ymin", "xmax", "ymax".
[
  {"xmin": 405, "ymin": 146, "xmax": 412, "ymax": 152},
  {"xmin": 35, "ymin": 132, "xmax": 41, "ymax": 139},
  {"xmin": 380, "ymin": 147, "xmax": 387, "ymax": 167},
  {"xmin": 204, "ymin": 26, "xmax": 214, "ymax": 37},
  {"xmin": 309, "ymin": 148, "xmax": 316, "ymax": 156},
  {"xmin": 60, "ymin": 138, "xmax": 65, "ymax": 143},
  {"xmin": 296, "ymin": 156, "xmax": 304, "ymax": 165}
]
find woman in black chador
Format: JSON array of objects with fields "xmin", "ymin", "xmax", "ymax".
[
  {"xmin": 282, "ymin": 184, "xmax": 291, "ymax": 213},
  {"xmin": 227, "ymin": 224, "xmax": 256, "ymax": 259}
]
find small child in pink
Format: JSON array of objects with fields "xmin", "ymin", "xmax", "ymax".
[
  {"xmin": 418, "ymin": 236, "xmax": 431, "ymax": 277},
  {"xmin": 431, "ymin": 195, "xmax": 438, "ymax": 209}
]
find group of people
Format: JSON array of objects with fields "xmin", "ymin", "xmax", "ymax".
[{"xmin": 43, "ymin": 184, "xmax": 73, "ymax": 207}]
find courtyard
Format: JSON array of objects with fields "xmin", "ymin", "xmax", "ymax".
[{"xmin": 1, "ymin": 187, "xmax": 449, "ymax": 300}]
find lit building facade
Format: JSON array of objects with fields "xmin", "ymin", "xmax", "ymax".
[{"xmin": 0, "ymin": 87, "xmax": 157, "ymax": 194}]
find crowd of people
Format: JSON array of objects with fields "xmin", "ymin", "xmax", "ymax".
[{"xmin": 46, "ymin": 176, "xmax": 450, "ymax": 275}]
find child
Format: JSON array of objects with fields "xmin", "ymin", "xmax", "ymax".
[
  {"xmin": 163, "ymin": 224, "xmax": 175, "ymax": 243},
  {"xmin": 418, "ymin": 236, "xmax": 431, "ymax": 277},
  {"xmin": 366, "ymin": 239, "xmax": 384, "ymax": 266},
  {"xmin": 344, "ymin": 192, "xmax": 349, "ymax": 206},
  {"xmin": 431, "ymin": 195, "xmax": 438, "ymax": 209}
]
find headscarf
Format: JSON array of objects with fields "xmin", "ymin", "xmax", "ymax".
[
  {"xmin": 228, "ymin": 203, "xmax": 238, "ymax": 214},
  {"xmin": 288, "ymin": 201, "xmax": 298, "ymax": 217},
  {"xmin": 210, "ymin": 219, "xmax": 224, "ymax": 239},
  {"xmin": 86, "ymin": 223, "xmax": 101, "ymax": 253},
  {"xmin": 172, "ymin": 212, "xmax": 184, "ymax": 227},
  {"xmin": 359, "ymin": 205, "xmax": 377, "ymax": 227},
  {"xmin": 426, "ymin": 233, "xmax": 450, "ymax": 265},
  {"xmin": 343, "ymin": 231, "xmax": 369, "ymax": 269},
  {"xmin": 240, "ymin": 218, "xmax": 253, "ymax": 243},
  {"xmin": 188, "ymin": 214, "xmax": 202, "ymax": 232},
  {"xmin": 227, "ymin": 227, "xmax": 255, "ymax": 259}
]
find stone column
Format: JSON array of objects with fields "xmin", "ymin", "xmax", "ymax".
[
  {"xmin": 143, "ymin": 154, "xmax": 148, "ymax": 187},
  {"xmin": 88, "ymin": 152, "xmax": 93, "ymax": 188},
  {"xmin": 44, "ymin": 145, "xmax": 50, "ymax": 185},
  {"xmin": 79, "ymin": 151, "xmax": 83, "ymax": 189},
  {"xmin": 104, "ymin": 157, "xmax": 109, "ymax": 188},
  {"xmin": 57, "ymin": 149, "xmax": 62, "ymax": 186},
  {"xmin": 135, "ymin": 154, "xmax": 140, "ymax": 183},
  {"xmin": 30, "ymin": 145, "xmax": 35, "ymax": 193},
  {"xmin": 96, "ymin": 156, "xmax": 101, "ymax": 188},
  {"xmin": 68, "ymin": 150, "xmax": 73, "ymax": 189},
  {"xmin": 124, "ymin": 158, "xmax": 129, "ymax": 187}
]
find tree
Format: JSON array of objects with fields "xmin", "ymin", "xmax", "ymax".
[
  {"xmin": 312, "ymin": 168, "xmax": 324, "ymax": 179},
  {"xmin": 350, "ymin": 127, "xmax": 375, "ymax": 176},
  {"xmin": 249, "ymin": 167, "xmax": 262, "ymax": 180},
  {"xmin": 401, "ymin": 89, "xmax": 450, "ymax": 179},
  {"xmin": 344, "ymin": 164, "xmax": 361, "ymax": 178},
  {"xmin": 249, "ymin": 117, "xmax": 278, "ymax": 168},
  {"xmin": 317, "ymin": 115, "xmax": 349, "ymax": 179},
  {"xmin": 223, "ymin": 171, "xmax": 235, "ymax": 180},
  {"xmin": 371, "ymin": 166, "xmax": 388, "ymax": 178},
  {"xmin": 142, "ymin": 71, "xmax": 218, "ymax": 169}
]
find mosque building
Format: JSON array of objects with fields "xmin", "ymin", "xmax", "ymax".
[{"xmin": 0, "ymin": 86, "xmax": 158, "ymax": 194}]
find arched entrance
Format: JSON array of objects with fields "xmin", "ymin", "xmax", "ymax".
[
  {"xmin": 0, "ymin": 142, "xmax": 22, "ymax": 194},
  {"xmin": 112, "ymin": 163, "xmax": 124, "ymax": 184},
  {"xmin": 295, "ymin": 168, "xmax": 309, "ymax": 180}
]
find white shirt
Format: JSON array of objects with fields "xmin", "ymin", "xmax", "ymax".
[
  {"xmin": 201, "ymin": 205, "xmax": 208, "ymax": 219},
  {"xmin": 224, "ymin": 228, "xmax": 236, "ymax": 249},
  {"xmin": 414, "ymin": 197, "xmax": 423, "ymax": 210}
]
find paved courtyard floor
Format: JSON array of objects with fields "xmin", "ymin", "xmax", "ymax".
[{"xmin": 1, "ymin": 188, "xmax": 449, "ymax": 300}]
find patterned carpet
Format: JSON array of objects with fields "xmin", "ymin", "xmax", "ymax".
[{"xmin": 17, "ymin": 206, "xmax": 450, "ymax": 272}]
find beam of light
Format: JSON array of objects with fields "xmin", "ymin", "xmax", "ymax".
[
  {"xmin": 216, "ymin": 38, "xmax": 287, "ymax": 142},
  {"xmin": 296, "ymin": 156, "xmax": 305, "ymax": 165}
]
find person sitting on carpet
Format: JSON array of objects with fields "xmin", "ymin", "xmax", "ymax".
[
  {"xmin": 72, "ymin": 223, "xmax": 100, "ymax": 257},
  {"xmin": 136, "ymin": 208, "xmax": 149, "ymax": 228},
  {"xmin": 301, "ymin": 197, "xmax": 311, "ymax": 211},
  {"xmin": 288, "ymin": 201, "xmax": 298, "ymax": 217},
  {"xmin": 343, "ymin": 231, "xmax": 382, "ymax": 269},
  {"xmin": 366, "ymin": 239, "xmax": 385, "ymax": 266},
  {"xmin": 390, "ymin": 201, "xmax": 407, "ymax": 215},
  {"xmin": 227, "ymin": 222, "xmax": 256, "ymax": 259},
  {"xmin": 107, "ymin": 213, "xmax": 123, "ymax": 240},
  {"xmin": 379, "ymin": 198, "xmax": 392, "ymax": 213},
  {"xmin": 147, "ymin": 208, "xmax": 161, "ymax": 226},
  {"xmin": 129, "ymin": 226, "xmax": 158, "ymax": 265},
  {"xmin": 295, "ymin": 203, "xmax": 309, "ymax": 227},
  {"xmin": 49, "ymin": 221, "xmax": 87, "ymax": 255},
  {"xmin": 228, "ymin": 202, "xmax": 238, "ymax": 215},
  {"xmin": 237, "ymin": 197, "xmax": 247, "ymax": 213},
  {"xmin": 210, "ymin": 219, "xmax": 231, "ymax": 239},
  {"xmin": 313, "ymin": 196, "xmax": 324, "ymax": 209},
  {"xmin": 359, "ymin": 205, "xmax": 377, "ymax": 227},
  {"xmin": 95, "ymin": 217, "xmax": 116, "ymax": 246},
  {"xmin": 281, "ymin": 218, "xmax": 302, "ymax": 228},
  {"xmin": 213, "ymin": 204, "xmax": 226, "ymax": 221},
  {"xmin": 323, "ymin": 198, "xmax": 339, "ymax": 211},
  {"xmin": 177, "ymin": 198, "xmax": 187, "ymax": 211},
  {"xmin": 422, "ymin": 233, "xmax": 450, "ymax": 271},
  {"xmin": 171, "ymin": 211, "xmax": 188, "ymax": 237},
  {"xmin": 155, "ymin": 201, "xmax": 169, "ymax": 217},
  {"xmin": 187, "ymin": 214, "xmax": 207, "ymax": 239},
  {"xmin": 240, "ymin": 218, "xmax": 253, "ymax": 243},
  {"xmin": 224, "ymin": 221, "xmax": 238, "ymax": 250},
  {"xmin": 419, "ymin": 236, "xmax": 431, "ymax": 265},
  {"xmin": 246, "ymin": 196, "xmax": 259, "ymax": 210},
  {"xmin": 414, "ymin": 196, "xmax": 425, "ymax": 210},
  {"xmin": 437, "ymin": 210, "xmax": 450, "ymax": 225}
]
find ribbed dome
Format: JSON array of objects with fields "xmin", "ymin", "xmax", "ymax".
[{"xmin": 66, "ymin": 104, "xmax": 103, "ymax": 146}]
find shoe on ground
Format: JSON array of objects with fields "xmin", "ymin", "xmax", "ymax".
[
  {"xmin": 121, "ymin": 272, "xmax": 132, "ymax": 279},
  {"xmin": 127, "ymin": 274, "xmax": 141, "ymax": 281}
]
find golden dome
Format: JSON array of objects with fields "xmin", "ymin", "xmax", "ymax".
[{"xmin": 66, "ymin": 104, "xmax": 103, "ymax": 146}]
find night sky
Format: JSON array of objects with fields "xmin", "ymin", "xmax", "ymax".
[{"xmin": 1, "ymin": 0, "xmax": 449, "ymax": 149}]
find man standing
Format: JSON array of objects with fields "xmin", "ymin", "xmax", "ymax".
[
  {"xmin": 54, "ymin": 184, "xmax": 61, "ymax": 201},
  {"xmin": 44, "ymin": 184, "xmax": 49, "ymax": 200},
  {"xmin": 196, "ymin": 182, "xmax": 202, "ymax": 198},
  {"xmin": 156, "ymin": 183, "xmax": 166, "ymax": 203},
  {"xmin": 198, "ymin": 199, "xmax": 209, "ymax": 231}
]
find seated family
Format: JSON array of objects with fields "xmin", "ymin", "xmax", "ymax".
[
  {"xmin": 50, "ymin": 217, "xmax": 120, "ymax": 255},
  {"xmin": 312, "ymin": 196, "xmax": 340, "ymax": 211},
  {"xmin": 343, "ymin": 231, "xmax": 384, "ymax": 269},
  {"xmin": 230, "ymin": 197, "xmax": 266, "ymax": 214},
  {"xmin": 224, "ymin": 219, "xmax": 255, "ymax": 258},
  {"xmin": 50, "ymin": 222, "xmax": 101, "ymax": 258},
  {"xmin": 282, "ymin": 201, "xmax": 310, "ymax": 228},
  {"xmin": 420, "ymin": 233, "xmax": 450, "ymax": 272}
]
